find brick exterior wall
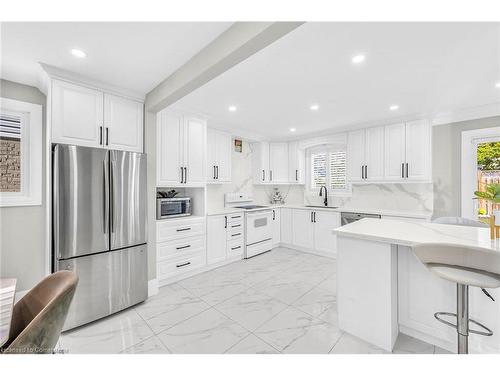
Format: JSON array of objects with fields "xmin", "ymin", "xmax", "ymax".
[{"xmin": 0, "ymin": 138, "xmax": 21, "ymax": 192}]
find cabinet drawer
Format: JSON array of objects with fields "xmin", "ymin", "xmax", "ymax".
[
  {"xmin": 157, "ymin": 252, "xmax": 206, "ymax": 280},
  {"xmin": 227, "ymin": 238, "xmax": 244, "ymax": 258},
  {"xmin": 227, "ymin": 213, "xmax": 244, "ymax": 223},
  {"xmin": 157, "ymin": 217, "xmax": 206, "ymax": 242},
  {"xmin": 227, "ymin": 228, "xmax": 244, "ymax": 241},
  {"xmin": 157, "ymin": 236, "xmax": 205, "ymax": 261},
  {"xmin": 227, "ymin": 220, "xmax": 243, "ymax": 231}
]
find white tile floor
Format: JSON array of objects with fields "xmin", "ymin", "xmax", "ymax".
[{"xmin": 60, "ymin": 247, "xmax": 451, "ymax": 354}]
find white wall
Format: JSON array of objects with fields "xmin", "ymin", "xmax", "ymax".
[{"xmin": 0, "ymin": 79, "xmax": 46, "ymax": 291}]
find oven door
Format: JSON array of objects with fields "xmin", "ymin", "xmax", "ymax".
[{"xmin": 246, "ymin": 210, "xmax": 273, "ymax": 246}]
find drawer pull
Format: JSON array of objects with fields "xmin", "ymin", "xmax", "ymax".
[
  {"xmin": 176, "ymin": 227, "xmax": 191, "ymax": 232},
  {"xmin": 231, "ymin": 224, "xmax": 241, "ymax": 228},
  {"xmin": 176, "ymin": 262, "xmax": 191, "ymax": 268},
  {"xmin": 231, "ymin": 246, "xmax": 241, "ymax": 251},
  {"xmin": 176, "ymin": 245, "xmax": 191, "ymax": 250},
  {"xmin": 231, "ymin": 215, "xmax": 241, "ymax": 219},
  {"xmin": 231, "ymin": 233, "xmax": 241, "ymax": 237}
]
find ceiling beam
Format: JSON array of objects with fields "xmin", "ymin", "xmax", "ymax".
[{"xmin": 145, "ymin": 21, "xmax": 304, "ymax": 113}]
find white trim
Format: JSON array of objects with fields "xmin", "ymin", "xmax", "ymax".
[
  {"xmin": 0, "ymin": 97, "xmax": 42, "ymax": 207},
  {"xmin": 432, "ymin": 102, "xmax": 500, "ymax": 127},
  {"xmin": 460, "ymin": 126, "xmax": 500, "ymax": 219},
  {"xmin": 147, "ymin": 279, "xmax": 159, "ymax": 297}
]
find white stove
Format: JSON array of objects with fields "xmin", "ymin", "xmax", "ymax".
[{"xmin": 225, "ymin": 193, "xmax": 273, "ymax": 258}]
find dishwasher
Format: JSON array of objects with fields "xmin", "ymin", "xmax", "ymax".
[{"xmin": 341, "ymin": 212, "xmax": 381, "ymax": 225}]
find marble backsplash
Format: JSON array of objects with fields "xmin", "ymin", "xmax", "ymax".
[{"xmin": 206, "ymin": 140, "xmax": 433, "ymax": 214}]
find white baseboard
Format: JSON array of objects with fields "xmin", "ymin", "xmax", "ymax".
[
  {"xmin": 147, "ymin": 279, "xmax": 159, "ymax": 297},
  {"xmin": 399, "ymin": 325, "xmax": 455, "ymax": 353},
  {"xmin": 278, "ymin": 243, "xmax": 337, "ymax": 259}
]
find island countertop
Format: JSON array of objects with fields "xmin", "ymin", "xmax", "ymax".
[{"xmin": 333, "ymin": 218, "xmax": 500, "ymax": 253}]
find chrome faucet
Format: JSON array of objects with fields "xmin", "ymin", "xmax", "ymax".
[{"xmin": 319, "ymin": 186, "xmax": 328, "ymax": 207}]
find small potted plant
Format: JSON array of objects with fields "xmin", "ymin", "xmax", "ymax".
[{"xmin": 474, "ymin": 183, "xmax": 500, "ymax": 239}]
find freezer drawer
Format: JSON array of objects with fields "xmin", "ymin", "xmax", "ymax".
[{"xmin": 58, "ymin": 245, "xmax": 147, "ymax": 331}]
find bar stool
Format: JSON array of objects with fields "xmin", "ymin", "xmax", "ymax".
[{"xmin": 411, "ymin": 242, "xmax": 500, "ymax": 353}]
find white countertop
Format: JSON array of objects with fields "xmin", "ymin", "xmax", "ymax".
[
  {"xmin": 334, "ymin": 218, "xmax": 500, "ymax": 253},
  {"xmin": 207, "ymin": 204, "xmax": 432, "ymax": 219}
]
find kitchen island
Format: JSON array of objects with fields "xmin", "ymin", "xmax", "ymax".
[{"xmin": 333, "ymin": 218, "xmax": 500, "ymax": 354}]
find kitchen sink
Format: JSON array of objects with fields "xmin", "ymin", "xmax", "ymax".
[{"xmin": 304, "ymin": 205, "xmax": 339, "ymax": 209}]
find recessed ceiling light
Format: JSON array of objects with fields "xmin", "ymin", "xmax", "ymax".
[
  {"xmin": 228, "ymin": 105, "xmax": 237, "ymax": 112},
  {"xmin": 310, "ymin": 104, "xmax": 319, "ymax": 111},
  {"xmin": 351, "ymin": 54, "xmax": 366, "ymax": 64},
  {"xmin": 290, "ymin": 128, "xmax": 296, "ymax": 132},
  {"xmin": 496, "ymin": 82, "xmax": 500, "ymax": 88},
  {"xmin": 71, "ymin": 48, "xmax": 87, "ymax": 58},
  {"xmin": 389, "ymin": 105, "xmax": 399, "ymax": 111}
]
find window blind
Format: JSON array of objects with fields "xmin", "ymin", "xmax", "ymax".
[
  {"xmin": 329, "ymin": 151, "xmax": 347, "ymax": 190},
  {"xmin": 0, "ymin": 113, "xmax": 22, "ymax": 140},
  {"xmin": 311, "ymin": 152, "xmax": 327, "ymax": 188}
]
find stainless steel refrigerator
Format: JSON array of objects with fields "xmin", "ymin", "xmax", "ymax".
[{"xmin": 52, "ymin": 144, "xmax": 147, "ymax": 331}]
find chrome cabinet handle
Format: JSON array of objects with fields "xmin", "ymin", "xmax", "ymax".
[
  {"xmin": 176, "ymin": 227, "xmax": 191, "ymax": 232},
  {"xmin": 105, "ymin": 127, "xmax": 109, "ymax": 146},
  {"xmin": 231, "ymin": 246, "xmax": 241, "ymax": 251},
  {"xmin": 99, "ymin": 126, "xmax": 103, "ymax": 145},
  {"xmin": 176, "ymin": 245, "xmax": 191, "ymax": 250},
  {"xmin": 176, "ymin": 262, "xmax": 191, "ymax": 268},
  {"xmin": 231, "ymin": 224, "xmax": 241, "ymax": 228}
]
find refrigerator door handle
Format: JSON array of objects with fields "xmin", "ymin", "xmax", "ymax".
[
  {"xmin": 103, "ymin": 159, "xmax": 109, "ymax": 234},
  {"xmin": 53, "ymin": 146, "xmax": 60, "ymax": 259},
  {"xmin": 110, "ymin": 159, "xmax": 115, "ymax": 233}
]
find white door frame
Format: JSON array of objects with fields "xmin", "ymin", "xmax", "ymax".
[{"xmin": 461, "ymin": 127, "xmax": 500, "ymax": 219}]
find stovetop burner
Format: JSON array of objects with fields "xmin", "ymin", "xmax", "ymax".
[{"xmin": 234, "ymin": 205, "xmax": 269, "ymax": 210}]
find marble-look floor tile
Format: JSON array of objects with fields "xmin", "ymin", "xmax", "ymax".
[
  {"xmin": 252, "ymin": 272, "xmax": 318, "ymax": 305},
  {"xmin": 292, "ymin": 284, "xmax": 336, "ymax": 317},
  {"xmin": 330, "ymin": 333, "xmax": 388, "ymax": 354},
  {"xmin": 120, "ymin": 336, "xmax": 171, "ymax": 354},
  {"xmin": 225, "ymin": 334, "xmax": 280, "ymax": 354},
  {"xmin": 434, "ymin": 345, "xmax": 453, "ymax": 354},
  {"xmin": 60, "ymin": 309, "xmax": 154, "ymax": 354},
  {"xmin": 157, "ymin": 308, "xmax": 249, "ymax": 354},
  {"xmin": 392, "ymin": 333, "xmax": 435, "ymax": 354},
  {"xmin": 254, "ymin": 306, "xmax": 342, "ymax": 354},
  {"xmin": 135, "ymin": 284, "xmax": 211, "ymax": 334},
  {"xmin": 215, "ymin": 287, "xmax": 288, "ymax": 331},
  {"xmin": 317, "ymin": 303, "xmax": 338, "ymax": 326}
]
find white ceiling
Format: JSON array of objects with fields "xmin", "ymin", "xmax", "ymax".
[
  {"xmin": 174, "ymin": 22, "xmax": 500, "ymax": 140},
  {"xmin": 0, "ymin": 22, "xmax": 231, "ymax": 96}
]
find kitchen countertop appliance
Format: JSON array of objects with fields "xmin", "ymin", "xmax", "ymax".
[
  {"xmin": 225, "ymin": 193, "xmax": 272, "ymax": 258},
  {"xmin": 157, "ymin": 196, "xmax": 191, "ymax": 219},
  {"xmin": 53, "ymin": 144, "xmax": 147, "ymax": 330}
]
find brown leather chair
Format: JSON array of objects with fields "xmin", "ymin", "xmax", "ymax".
[{"xmin": 1, "ymin": 271, "xmax": 78, "ymax": 354}]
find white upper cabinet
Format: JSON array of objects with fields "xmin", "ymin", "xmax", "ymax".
[
  {"xmin": 51, "ymin": 79, "xmax": 144, "ymax": 152},
  {"xmin": 346, "ymin": 129, "xmax": 365, "ymax": 182},
  {"xmin": 252, "ymin": 141, "xmax": 270, "ymax": 183},
  {"xmin": 104, "ymin": 94, "xmax": 143, "ymax": 152},
  {"xmin": 405, "ymin": 119, "xmax": 431, "ymax": 180},
  {"xmin": 207, "ymin": 128, "xmax": 232, "ymax": 183},
  {"xmin": 384, "ymin": 120, "xmax": 431, "ymax": 181},
  {"xmin": 269, "ymin": 142, "xmax": 289, "ymax": 183},
  {"xmin": 51, "ymin": 80, "xmax": 104, "ymax": 147},
  {"xmin": 384, "ymin": 123, "xmax": 406, "ymax": 180},
  {"xmin": 288, "ymin": 141, "xmax": 305, "ymax": 184},
  {"xmin": 156, "ymin": 110, "xmax": 206, "ymax": 187},
  {"xmin": 347, "ymin": 127, "xmax": 384, "ymax": 182}
]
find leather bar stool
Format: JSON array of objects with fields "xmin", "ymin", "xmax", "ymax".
[{"xmin": 412, "ymin": 243, "xmax": 500, "ymax": 354}]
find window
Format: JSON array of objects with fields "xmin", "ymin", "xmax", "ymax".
[
  {"xmin": 0, "ymin": 97, "xmax": 42, "ymax": 207},
  {"xmin": 310, "ymin": 147, "xmax": 349, "ymax": 194}
]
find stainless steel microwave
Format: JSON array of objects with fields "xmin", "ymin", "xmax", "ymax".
[{"xmin": 156, "ymin": 197, "xmax": 191, "ymax": 219}]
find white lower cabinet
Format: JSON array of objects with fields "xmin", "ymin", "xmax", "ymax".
[
  {"xmin": 280, "ymin": 208, "xmax": 293, "ymax": 245},
  {"xmin": 292, "ymin": 209, "xmax": 315, "ymax": 249},
  {"xmin": 206, "ymin": 213, "xmax": 244, "ymax": 265},
  {"xmin": 313, "ymin": 211, "xmax": 341, "ymax": 255},
  {"xmin": 156, "ymin": 217, "xmax": 206, "ymax": 285},
  {"xmin": 272, "ymin": 208, "xmax": 281, "ymax": 247}
]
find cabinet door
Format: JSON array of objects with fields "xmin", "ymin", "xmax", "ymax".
[
  {"xmin": 313, "ymin": 211, "xmax": 341, "ymax": 255},
  {"xmin": 272, "ymin": 208, "xmax": 281, "ymax": 247},
  {"xmin": 215, "ymin": 130, "xmax": 232, "ymax": 182},
  {"xmin": 51, "ymin": 80, "xmax": 103, "ymax": 147},
  {"xmin": 292, "ymin": 209, "xmax": 314, "ymax": 249},
  {"xmin": 156, "ymin": 110, "xmax": 182, "ymax": 186},
  {"xmin": 252, "ymin": 142, "xmax": 270, "ymax": 183},
  {"xmin": 405, "ymin": 120, "xmax": 431, "ymax": 181},
  {"xmin": 365, "ymin": 126, "xmax": 384, "ymax": 180},
  {"xmin": 269, "ymin": 143, "xmax": 289, "ymax": 183},
  {"xmin": 288, "ymin": 141, "xmax": 305, "ymax": 183},
  {"xmin": 280, "ymin": 208, "xmax": 293, "ymax": 245},
  {"xmin": 346, "ymin": 129, "xmax": 365, "ymax": 182},
  {"xmin": 384, "ymin": 123, "xmax": 406, "ymax": 180},
  {"xmin": 206, "ymin": 215, "xmax": 227, "ymax": 265},
  {"xmin": 183, "ymin": 116, "xmax": 206, "ymax": 185},
  {"xmin": 206, "ymin": 128, "xmax": 217, "ymax": 181},
  {"xmin": 104, "ymin": 94, "xmax": 143, "ymax": 152}
]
